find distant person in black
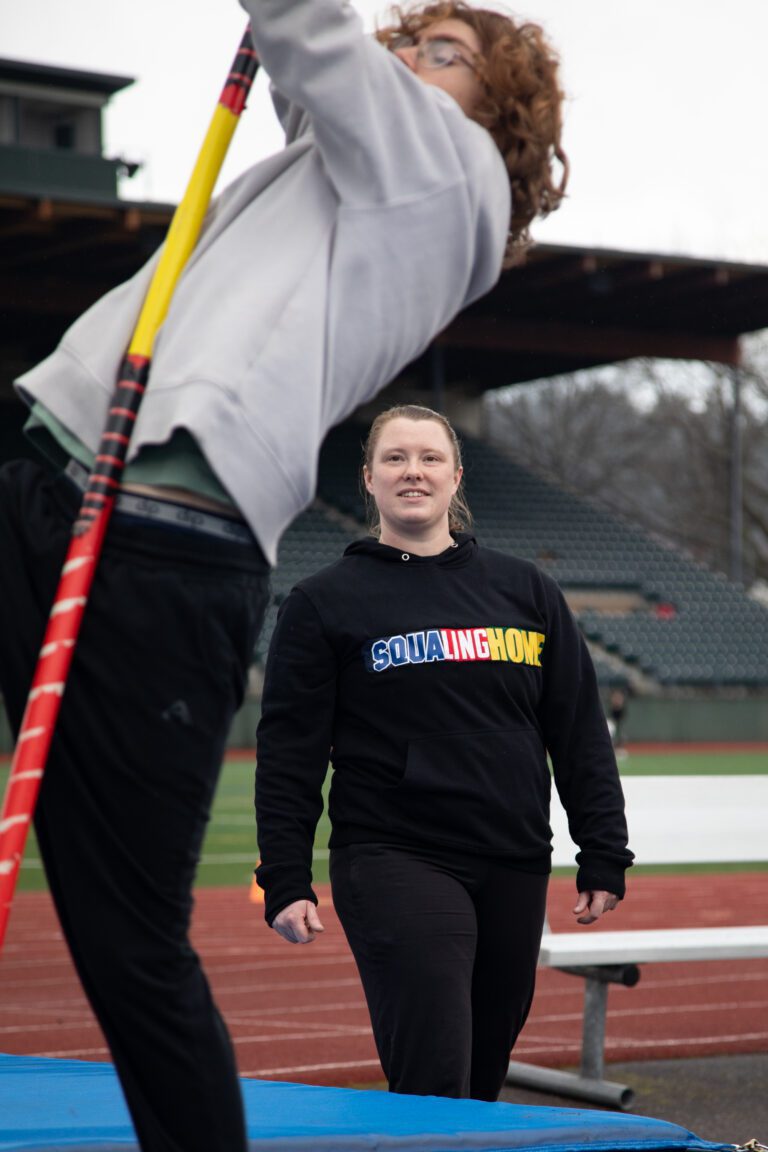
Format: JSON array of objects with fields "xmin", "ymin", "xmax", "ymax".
[
  {"xmin": 609, "ymin": 686, "xmax": 629, "ymax": 754},
  {"xmin": 255, "ymin": 404, "xmax": 633, "ymax": 1101}
]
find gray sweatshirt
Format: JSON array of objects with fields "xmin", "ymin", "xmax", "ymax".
[{"xmin": 16, "ymin": 0, "xmax": 510, "ymax": 564}]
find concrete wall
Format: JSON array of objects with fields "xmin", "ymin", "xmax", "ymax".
[
  {"xmin": 4, "ymin": 692, "xmax": 766, "ymax": 757},
  {"xmin": 232, "ymin": 693, "xmax": 768, "ymax": 748},
  {"xmin": 617, "ymin": 694, "xmax": 768, "ymax": 744}
]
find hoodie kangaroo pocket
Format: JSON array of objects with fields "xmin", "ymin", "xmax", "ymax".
[{"xmin": 400, "ymin": 727, "xmax": 552, "ymax": 856}]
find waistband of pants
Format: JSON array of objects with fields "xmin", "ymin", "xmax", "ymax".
[{"xmin": 63, "ymin": 458, "xmax": 257, "ymax": 547}]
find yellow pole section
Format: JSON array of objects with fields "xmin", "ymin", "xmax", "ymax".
[{"xmin": 128, "ymin": 102, "xmax": 239, "ymax": 358}]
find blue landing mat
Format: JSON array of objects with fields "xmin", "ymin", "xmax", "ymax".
[{"xmin": 0, "ymin": 1054, "xmax": 730, "ymax": 1152}]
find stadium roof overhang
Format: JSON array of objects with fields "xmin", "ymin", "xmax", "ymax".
[
  {"xmin": 430, "ymin": 242, "xmax": 768, "ymax": 391},
  {"xmin": 1, "ymin": 191, "xmax": 767, "ymax": 393}
]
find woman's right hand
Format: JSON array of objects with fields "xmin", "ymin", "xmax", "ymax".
[{"xmin": 272, "ymin": 900, "xmax": 325, "ymax": 944}]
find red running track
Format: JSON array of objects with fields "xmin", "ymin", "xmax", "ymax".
[{"xmin": 0, "ymin": 873, "xmax": 766, "ymax": 1086}]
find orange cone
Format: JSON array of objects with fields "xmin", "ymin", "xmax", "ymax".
[{"xmin": 249, "ymin": 867, "xmax": 263, "ymax": 904}]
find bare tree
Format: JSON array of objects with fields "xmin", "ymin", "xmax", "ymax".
[{"xmin": 484, "ymin": 343, "xmax": 768, "ymax": 588}]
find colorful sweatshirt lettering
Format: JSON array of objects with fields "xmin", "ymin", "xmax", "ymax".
[{"xmin": 365, "ymin": 627, "xmax": 545, "ymax": 673}]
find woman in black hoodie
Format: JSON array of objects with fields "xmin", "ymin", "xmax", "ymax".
[{"xmin": 255, "ymin": 404, "xmax": 633, "ymax": 1101}]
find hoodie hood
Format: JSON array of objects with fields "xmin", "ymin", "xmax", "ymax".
[{"xmin": 343, "ymin": 531, "xmax": 477, "ymax": 568}]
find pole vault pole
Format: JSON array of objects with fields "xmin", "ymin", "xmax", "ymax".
[{"xmin": 0, "ymin": 29, "xmax": 259, "ymax": 950}]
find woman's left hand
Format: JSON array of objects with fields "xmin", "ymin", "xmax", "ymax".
[{"xmin": 572, "ymin": 890, "xmax": 618, "ymax": 925}]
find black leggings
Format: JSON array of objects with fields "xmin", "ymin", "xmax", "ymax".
[
  {"xmin": 0, "ymin": 460, "xmax": 270, "ymax": 1152},
  {"xmin": 330, "ymin": 842, "xmax": 548, "ymax": 1101}
]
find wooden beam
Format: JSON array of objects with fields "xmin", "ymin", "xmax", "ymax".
[
  {"xmin": 439, "ymin": 317, "xmax": 741, "ymax": 366},
  {"xmin": 0, "ymin": 199, "xmax": 169, "ymax": 249},
  {"xmin": 4, "ymin": 226, "xmax": 145, "ymax": 270},
  {"xmin": 586, "ymin": 267, "xmax": 730, "ymax": 321},
  {"xmin": 513, "ymin": 253, "xmax": 598, "ymax": 292},
  {"xmin": 0, "ymin": 274, "xmax": 105, "ymax": 316}
]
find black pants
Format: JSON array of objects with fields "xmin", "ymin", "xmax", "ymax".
[
  {"xmin": 0, "ymin": 460, "xmax": 270, "ymax": 1152},
  {"xmin": 330, "ymin": 842, "xmax": 548, "ymax": 1101}
]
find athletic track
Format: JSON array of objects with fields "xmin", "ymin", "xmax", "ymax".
[{"xmin": 1, "ymin": 872, "xmax": 766, "ymax": 1086}]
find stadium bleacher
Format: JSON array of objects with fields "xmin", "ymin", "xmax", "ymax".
[
  {"xmin": 257, "ymin": 421, "xmax": 768, "ymax": 689},
  {"xmin": 253, "ymin": 505, "xmax": 355, "ymax": 664}
]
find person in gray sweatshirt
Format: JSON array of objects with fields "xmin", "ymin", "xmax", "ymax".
[{"xmin": 0, "ymin": 1, "xmax": 567, "ymax": 1148}]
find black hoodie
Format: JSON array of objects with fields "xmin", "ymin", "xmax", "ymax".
[{"xmin": 256, "ymin": 534, "xmax": 633, "ymax": 923}]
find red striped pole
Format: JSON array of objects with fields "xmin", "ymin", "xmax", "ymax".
[{"xmin": 0, "ymin": 29, "xmax": 259, "ymax": 950}]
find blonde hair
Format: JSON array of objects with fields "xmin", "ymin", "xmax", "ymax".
[
  {"xmin": 376, "ymin": 1, "xmax": 568, "ymax": 265},
  {"xmin": 362, "ymin": 404, "xmax": 473, "ymax": 536}
]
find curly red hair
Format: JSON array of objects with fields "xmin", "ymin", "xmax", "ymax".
[{"xmin": 376, "ymin": 2, "xmax": 569, "ymax": 265}]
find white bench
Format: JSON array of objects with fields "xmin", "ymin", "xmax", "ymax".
[{"xmin": 506, "ymin": 924, "xmax": 768, "ymax": 1109}]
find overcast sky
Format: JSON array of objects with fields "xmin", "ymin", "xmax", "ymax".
[{"xmin": 4, "ymin": 0, "xmax": 768, "ymax": 265}]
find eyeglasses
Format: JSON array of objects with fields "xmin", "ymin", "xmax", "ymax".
[{"xmin": 390, "ymin": 34, "xmax": 479, "ymax": 73}]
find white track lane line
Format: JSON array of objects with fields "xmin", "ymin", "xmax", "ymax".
[
  {"xmin": 234, "ymin": 1028, "xmax": 373, "ymax": 1045},
  {"xmin": 522, "ymin": 998, "xmax": 768, "ymax": 1026},
  {"xmin": 515, "ymin": 1032, "xmax": 768, "ymax": 1057},
  {"xmin": 240, "ymin": 1058, "xmax": 382, "ymax": 1078}
]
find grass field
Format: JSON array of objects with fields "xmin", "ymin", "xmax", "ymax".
[
  {"xmin": 615, "ymin": 750, "xmax": 768, "ymax": 775},
  {"xmin": 2, "ymin": 746, "xmax": 766, "ymax": 893}
]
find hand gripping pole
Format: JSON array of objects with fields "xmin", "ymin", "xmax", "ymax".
[{"xmin": 0, "ymin": 29, "xmax": 259, "ymax": 950}]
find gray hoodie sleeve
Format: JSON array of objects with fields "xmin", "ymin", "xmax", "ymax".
[
  {"xmin": 269, "ymin": 84, "xmax": 311, "ymax": 145},
  {"xmin": 240, "ymin": 0, "xmax": 510, "ymax": 216}
]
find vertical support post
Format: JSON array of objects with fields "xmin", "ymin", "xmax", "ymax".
[
  {"xmin": 580, "ymin": 977, "xmax": 608, "ymax": 1080},
  {"xmin": 729, "ymin": 364, "xmax": 743, "ymax": 586}
]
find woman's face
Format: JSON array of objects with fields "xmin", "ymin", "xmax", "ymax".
[
  {"xmin": 392, "ymin": 18, "xmax": 483, "ymax": 117},
  {"xmin": 364, "ymin": 417, "xmax": 462, "ymax": 545}
]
